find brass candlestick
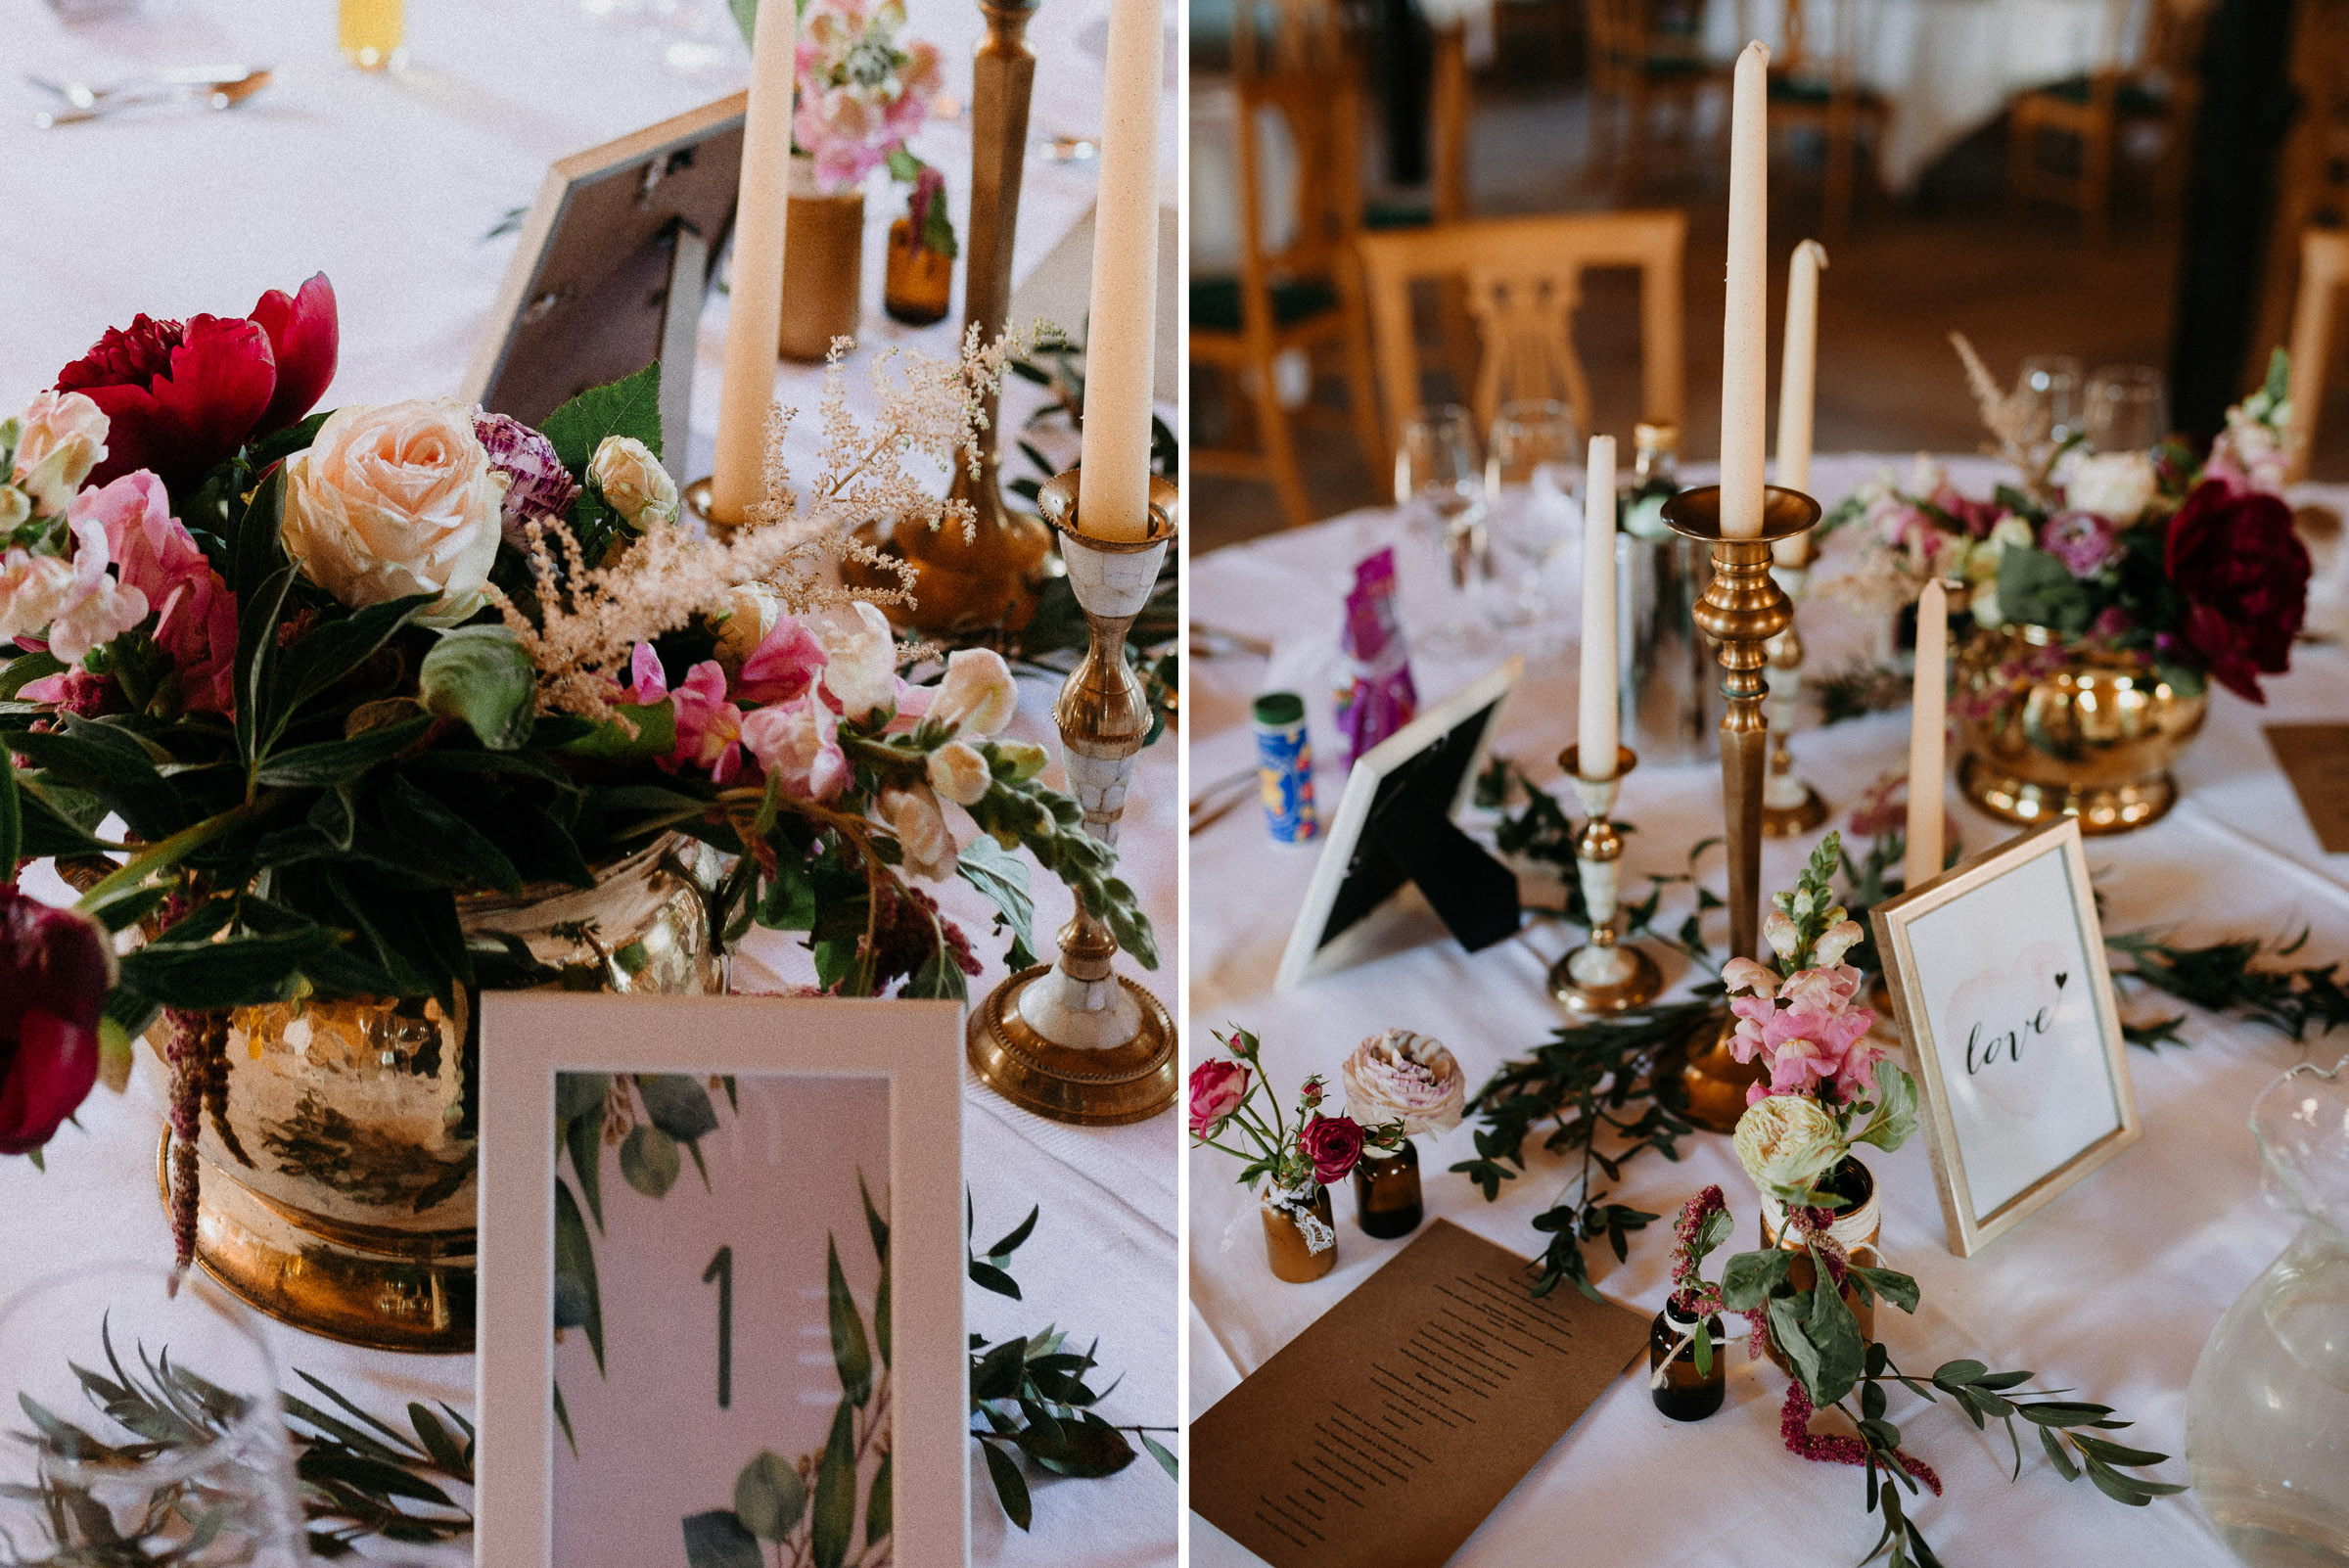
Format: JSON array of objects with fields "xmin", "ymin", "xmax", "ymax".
[
  {"xmin": 842, "ymin": 0, "xmax": 1053, "ymax": 634},
  {"xmin": 1547, "ymin": 744, "xmax": 1663, "ymax": 1013},
  {"xmin": 967, "ymin": 470, "xmax": 1176, "ymax": 1124},
  {"xmin": 1761, "ymin": 554, "xmax": 1830, "ymax": 837},
  {"xmin": 1654, "ymin": 484, "xmax": 1821, "ymax": 1132}
]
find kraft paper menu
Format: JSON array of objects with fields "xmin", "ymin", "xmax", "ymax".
[
  {"xmin": 2266, "ymin": 723, "xmax": 2349, "ymax": 853},
  {"xmin": 1190, "ymin": 1219, "xmax": 1649, "ymax": 1568}
]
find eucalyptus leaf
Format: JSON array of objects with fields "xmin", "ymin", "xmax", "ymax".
[
  {"xmin": 731, "ymin": 1449, "xmax": 806, "ymax": 1542},
  {"xmin": 621, "ymin": 1125, "xmax": 681, "ymax": 1198},
  {"xmin": 810, "ymin": 1402, "xmax": 856, "ymax": 1568},
  {"xmin": 635, "ymin": 1074, "xmax": 719, "ymax": 1142},
  {"xmin": 827, "ymin": 1236, "xmax": 874, "ymax": 1407},
  {"xmin": 681, "ymin": 1509, "xmax": 763, "ymax": 1568},
  {"xmin": 553, "ymin": 1178, "xmax": 604, "ymax": 1374}
]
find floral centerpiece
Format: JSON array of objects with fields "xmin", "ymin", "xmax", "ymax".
[
  {"xmin": 790, "ymin": 0, "xmax": 943, "ymax": 194},
  {"xmin": 1817, "ymin": 340, "xmax": 2313, "ymax": 831},
  {"xmin": 0, "ymin": 275, "xmax": 1150, "ymax": 1339},
  {"xmin": 1189, "ymin": 1027, "xmax": 1403, "ymax": 1281}
]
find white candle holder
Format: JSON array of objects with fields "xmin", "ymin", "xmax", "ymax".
[
  {"xmin": 1547, "ymin": 744, "xmax": 1664, "ymax": 1013},
  {"xmin": 965, "ymin": 470, "xmax": 1176, "ymax": 1125},
  {"xmin": 1761, "ymin": 560, "xmax": 1830, "ymax": 836}
]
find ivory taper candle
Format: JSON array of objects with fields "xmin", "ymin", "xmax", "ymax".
[
  {"xmin": 1906, "ymin": 578, "xmax": 1948, "ymax": 890},
  {"xmin": 1773, "ymin": 239, "xmax": 1827, "ymax": 567},
  {"xmin": 1579, "ymin": 435, "xmax": 1619, "ymax": 776},
  {"xmin": 1721, "ymin": 40, "xmax": 1771, "ymax": 540},
  {"xmin": 709, "ymin": 0, "xmax": 797, "ymax": 524},
  {"xmin": 1074, "ymin": 0, "xmax": 1165, "ymax": 542}
]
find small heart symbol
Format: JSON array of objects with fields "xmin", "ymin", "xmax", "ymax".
[{"xmin": 2055, "ymin": 972, "xmax": 2069, "ymax": 990}]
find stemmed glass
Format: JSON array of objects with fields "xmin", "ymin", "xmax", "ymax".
[
  {"xmin": 1483, "ymin": 399, "xmax": 1580, "ymax": 647},
  {"xmin": 2084, "ymin": 364, "xmax": 2168, "ymax": 452},
  {"xmin": 1393, "ymin": 405, "xmax": 1497, "ymax": 650},
  {"xmin": 0, "ymin": 1263, "xmax": 303, "ymax": 1567},
  {"xmin": 2017, "ymin": 354, "xmax": 2084, "ymax": 447}
]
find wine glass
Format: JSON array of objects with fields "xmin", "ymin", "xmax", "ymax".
[
  {"xmin": 2084, "ymin": 364, "xmax": 2168, "ymax": 452},
  {"xmin": 1484, "ymin": 399, "xmax": 1581, "ymax": 644},
  {"xmin": 0, "ymin": 1263, "xmax": 303, "ymax": 1567},
  {"xmin": 1393, "ymin": 405, "xmax": 1492, "ymax": 649},
  {"xmin": 2017, "ymin": 354, "xmax": 2084, "ymax": 447}
]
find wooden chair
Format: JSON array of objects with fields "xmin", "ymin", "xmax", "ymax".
[
  {"xmin": 1359, "ymin": 19, "xmax": 1471, "ymax": 230},
  {"xmin": 1586, "ymin": 0, "xmax": 1728, "ymax": 200},
  {"xmin": 2283, "ymin": 228, "xmax": 2349, "ymax": 482},
  {"xmin": 2253, "ymin": 0, "xmax": 2349, "ymax": 386},
  {"xmin": 1353, "ymin": 210, "xmax": 1687, "ymax": 449},
  {"xmin": 2007, "ymin": 0, "xmax": 2212, "ymax": 247},
  {"xmin": 1753, "ymin": 0, "xmax": 1888, "ymax": 243},
  {"xmin": 1191, "ymin": 2, "xmax": 1388, "ymax": 529}
]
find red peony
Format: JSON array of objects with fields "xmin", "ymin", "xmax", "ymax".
[
  {"xmin": 1297, "ymin": 1113, "xmax": 1367, "ymax": 1185},
  {"xmin": 2164, "ymin": 480, "xmax": 2311, "ymax": 703},
  {"xmin": 57, "ymin": 274, "xmax": 339, "ymax": 491},
  {"xmin": 0, "ymin": 889, "xmax": 113, "ymax": 1156}
]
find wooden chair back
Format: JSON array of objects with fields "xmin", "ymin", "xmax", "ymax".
[
  {"xmin": 1225, "ymin": 65, "xmax": 1364, "ymax": 300},
  {"xmin": 1355, "ymin": 209, "xmax": 1687, "ymax": 442},
  {"xmin": 2285, "ymin": 227, "xmax": 2349, "ymax": 481}
]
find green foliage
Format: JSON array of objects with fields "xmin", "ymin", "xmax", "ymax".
[
  {"xmin": 539, "ymin": 360, "xmax": 663, "ymax": 469},
  {"xmin": 2106, "ymin": 927, "xmax": 2349, "ymax": 1042},
  {"xmin": 957, "ymin": 835, "xmax": 1038, "ymax": 972},
  {"xmin": 418, "ymin": 626, "xmax": 536, "ymax": 751}
]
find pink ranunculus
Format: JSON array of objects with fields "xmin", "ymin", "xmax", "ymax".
[
  {"xmin": 1297, "ymin": 1114, "xmax": 1368, "ymax": 1185},
  {"xmin": 739, "ymin": 689, "xmax": 852, "ymax": 803},
  {"xmin": 734, "ymin": 614, "xmax": 829, "ymax": 707},
  {"xmin": 1188, "ymin": 1058, "xmax": 1251, "ymax": 1137},
  {"xmin": 76, "ymin": 472, "xmax": 238, "ymax": 714}
]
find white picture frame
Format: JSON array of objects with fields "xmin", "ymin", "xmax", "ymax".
[
  {"xmin": 1275, "ymin": 657, "xmax": 1523, "ymax": 990},
  {"xmin": 1867, "ymin": 818, "xmax": 2142, "ymax": 1257},
  {"xmin": 477, "ymin": 994, "xmax": 967, "ymax": 1566}
]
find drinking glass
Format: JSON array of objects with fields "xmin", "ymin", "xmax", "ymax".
[
  {"xmin": 338, "ymin": 0, "xmax": 406, "ymax": 69},
  {"xmin": 1484, "ymin": 399, "xmax": 1581, "ymax": 643},
  {"xmin": 2084, "ymin": 364, "xmax": 2168, "ymax": 453},
  {"xmin": 1393, "ymin": 405, "xmax": 1492, "ymax": 649},
  {"xmin": 2017, "ymin": 354, "xmax": 2084, "ymax": 447},
  {"xmin": 0, "ymin": 1263, "xmax": 302, "ymax": 1567}
]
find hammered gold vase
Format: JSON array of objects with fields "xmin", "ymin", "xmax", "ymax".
[
  {"xmin": 159, "ymin": 834, "xmax": 727, "ymax": 1355},
  {"xmin": 1954, "ymin": 623, "xmax": 2209, "ymax": 835}
]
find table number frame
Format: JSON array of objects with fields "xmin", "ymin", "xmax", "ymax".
[
  {"xmin": 1869, "ymin": 818, "xmax": 2142, "ymax": 1258},
  {"xmin": 476, "ymin": 994, "xmax": 966, "ymax": 1567}
]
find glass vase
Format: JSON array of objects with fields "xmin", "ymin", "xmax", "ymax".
[
  {"xmin": 1353, "ymin": 1139, "xmax": 1424, "ymax": 1238},
  {"xmin": 1261, "ymin": 1186, "xmax": 1338, "ymax": 1283},
  {"xmin": 779, "ymin": 155, "xmax": 865, "ymax": 362},
  {"xmin": 2186, "ymin": 1056, "xmax": 2349, "ymax": 1566},
  {"xmin": 883, "ymin": 217, "xmax": 952, "ymax": 326}
]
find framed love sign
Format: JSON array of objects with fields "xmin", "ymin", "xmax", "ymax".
[
  {"xmin": 477, "ymin": 994, "xmax": 966, "ymax": 1568},
  {"xmin": 1868, "ymin": 819, "xmax": 2141, "ymax": 1257}
]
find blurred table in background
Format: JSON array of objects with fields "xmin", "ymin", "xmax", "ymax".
[
  {"xmin": 0, "ymin": 0, "xmax": 1178, "ymax": 1560},
  {"xmin": 1186, "ymin": 450, "xmax": 2349, "ymax": 1566}
]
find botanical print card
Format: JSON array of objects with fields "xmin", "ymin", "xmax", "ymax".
[{"xmin": 1189, "ymin": 1220, "xmax": 1648, "ymax": 1568}]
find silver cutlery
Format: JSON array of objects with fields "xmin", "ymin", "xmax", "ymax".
[{"xmin": 29, "ymin": 67, "xmax": 271, "ymax": 126}]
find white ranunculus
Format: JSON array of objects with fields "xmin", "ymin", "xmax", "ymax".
[
  {"xmin": 13, "ymin": 392, "xmax": 108, "ymax": 517},
  {"xmin": 929, "ymin": 647, "xmax": 1018, "ymax": 736},
  {"xmin": 280, "ymin": 399, "xmax": 505, "ymax": 625},
  {"xmin": 2064, "ymin": 451, "xmax": 2158, "ymax": 525},
  {"xmin": 1733, "ymin": 1094, "xmax": 1844, "ymax": 1202},
  {"xmin": 880, "ymin": 782, "xmax": 958, "ymax": 880},
  {"xmin": 926, "ymin": 739, "xmax": 991, "ymax": 806},
  {"xmin": 590, "ymin": 436, "xmax": 679, "ymax": 531},
  {"xmin": 809, "ymin": 601, "xmax": 899, "ymax": 722}
]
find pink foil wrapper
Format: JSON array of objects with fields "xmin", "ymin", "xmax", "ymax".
[{"xmin": 1334, "ymin": 547, "xmax": 1417, "ymax": 766}]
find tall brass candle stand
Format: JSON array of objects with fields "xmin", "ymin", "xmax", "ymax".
[
  {"xmin": 1548, "ymin": 744, "xmax": 1664, "ymax": 1013},
  {"xmin": 967, "ymin": 471, "xmax": 1176, "ymax": 1124},
  {"xmin": 844, "ymin": 0, "xmax": 1053, "ymax": 633},
  {"xmin": 1653, "ymin": 484, "xmax": 1821, "ymax": 1132},
  {"xmin": 1761, "ymin": 546, "xmax": 1829, "ymax": 837}
]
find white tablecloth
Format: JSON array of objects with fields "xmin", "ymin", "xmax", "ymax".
[
  {"xmin": 0, "ymin": 0, "xmax": 1178, "ymax": 1561},
  {"xmin": 1187, "ymin": 451, "xmax": 2349, "ymax": 1567}
]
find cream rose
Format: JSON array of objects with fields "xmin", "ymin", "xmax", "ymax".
[
  {"xmin": 2063, "ymin": 451, "xmax": 2158, "ymax": 525},
  {"xmin": 1733, "ymin": 1094, "xmax": 1844, "ymax": 1203},
  {"xmin": 13, "ymin": 392, "xmax": 108, "ymax": 517},
  {"xmin": 1340, "ymin": 1028, "xmax": 1465, "ymax": 1136},
  {"xmin": 591, "ymin": 436, "xmax": 679, "ymax": 531},
  {"xmin": 281, "ymin": 399, "xmax": 505, "ymax": 625}
]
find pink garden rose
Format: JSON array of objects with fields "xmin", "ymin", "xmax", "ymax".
[
  {"xmin": 1296, "ymin": 1113, "xmax": 1368, "ymax": 1185},
  {"xmin": 739, "ymin": 689, "xmax": 851, "ymax": 803},
  {"xmin": 1187, "ymin": 1058, "xmax": 1250, "ymax": 1137}
]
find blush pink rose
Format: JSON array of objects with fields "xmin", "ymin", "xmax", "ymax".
[
  {"xmin": 1296, "ymin": 1114, "xmax": 1368, "ymax": 1185},
  {"xmin": 1187, "ymin": 1058, "xmax": 1250, "ymax": 1137}
]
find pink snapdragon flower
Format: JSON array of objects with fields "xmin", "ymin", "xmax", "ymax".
[
  {"xmin": 624, "ymin": 642, "xmax": 746, "ymax": 783},
  {"xmin": 739, "ymin": 689, "xmax": 852, "ymax": 803},
  {"xmin": 80, "ymin": 472, "xmax": 236, "ymax": 714},
  {"xmin": 733, "ymin": 615, "xmax": 829, "ymax": 707}
]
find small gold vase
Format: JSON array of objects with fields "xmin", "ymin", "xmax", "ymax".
[
  {"xmin": 1955, "ymin": 623, "xmax": 2208, "ymax": 835},
  {"xmin": 882, "ymin": 216, "xmax": 953, "ymax": 326},
  {"xmin": 1262, "ymin": 1187, "xmax": 1339, "ymax": 1283},
  {"xmin": 1756, "ymin": 1157, "xmax": 1881, "ymax": 1372},
  {"xmin": 779, "ymin": 158, "xmax": 866, "ymax": 362},
  {"xmin": 159, "ymin": 834, "xmax": 727, "ymax": 1355}
]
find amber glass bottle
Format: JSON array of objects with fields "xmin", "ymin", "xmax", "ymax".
[
  {"xmin": 1352, "ymin": 1140, "xmax": 1423, "ymax": 1239},
  {"xmin": 1650, "ymin": 1300, "xmax": 1726, "ymax": 1421},
  {"xmin": 884, "ymin": 218, "xmax": 952, "ymax": 326}
]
